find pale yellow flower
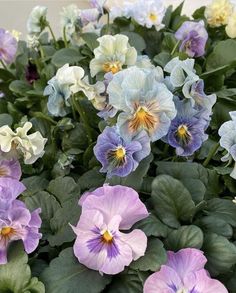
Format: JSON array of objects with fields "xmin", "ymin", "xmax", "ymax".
[
  {"xmin": 226, "ymin": 11, "xmax": 236, "ymax": 38},
  {"xmin": 11, "ymin": 30, "xmax": 21, "ymax": 41},
  {"xmin": 205, "ymin": 0, "xmax": 233, "ymax": 27}
]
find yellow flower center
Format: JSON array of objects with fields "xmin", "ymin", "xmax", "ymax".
[
  {"xmin": 1, "ymin": 226, "xmax": 13, "ymax": 236},
  {"xmin": 177, "ymin": 125, "xmax": 188, "ymax": 136},
  {"xmin": 115, "ymin": 147, "xmax": 126, "ymax": 159},
  {"xmin": 129, "ymin": 106, "xmax": 157, "ymax": 133},
  {"xmin": 149, "ymin": 13, "xmax": 157, "ymax": 22},
  {"xmin": 0, "ymin": 166, "xmax": 9, "ymax": 177},
  {"xmin": 176, "ymin": 289, "xmax": 188, "ymax": 293},
  {"xmin": 102, "ymin": 230, "xmax": 113, "ymax": 243},
  {"xmin": 102, "ymin": 61, "xmax": 122, "ymax": 74}
]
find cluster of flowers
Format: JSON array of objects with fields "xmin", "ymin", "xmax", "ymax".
[
  {"xmin": 70, "ymin": 184, "xmax": 228, "ymax": 292},
  {"xmin": 0, "ymin": 122, "xmax": 47, "ymax": 264}
]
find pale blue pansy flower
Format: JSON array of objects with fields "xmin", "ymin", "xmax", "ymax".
[
  {"xmin": 107, "ymin": 66, "xmax": 176, "ymax": 142},
  {"xmin": 218, "ymin": 111, "xmax": 236, "ymax": 179}
]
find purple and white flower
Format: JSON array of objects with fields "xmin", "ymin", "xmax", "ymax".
[
  {"xmin": 144, "ymin": 248, "xmax": 228, "ymax": 293},
  {"xmin": 175, "ymin": 20, "xmax": 208, "ymax": 57},
  {"xmin": 94, "ymin": 126, "xmax": 151, "ymax": 178},
  {"xmin": 0, "ymin": 159, "xmax": 21, "ymax": 180},
  {"xmin": 72, "ymin": 185, "xmax": 148, "ymax": 275},
  {"xmin": 165, "ymin": 99, "xmax": 208, "ymax": 156},
  {"xmin": 0, "ymin": 28, "xmax": 18, "ymax": 64}
]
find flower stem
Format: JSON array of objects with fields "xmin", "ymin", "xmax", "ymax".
[
  {"xmin": 203, "ymin": 142, "xmax": 220, "ymax": 167},
  {"xmin": 63, "ymin": 27, "xmax": 68, "ymax": 48},
  {"xmin": 72, "ymin": 95, "xmax": 93, "ymax": 144},
  {"xmin": 47, "ymin": 23, "xmax": 58, "ymax": 48},
  {"xmin": 0, "ymin": 60, "xmax": 8, "ymax": 70},
  {"xmin": 106, "ymin": 13, "xmax": 110, "ymax": 34},
  {"xmin": 171, "ymin": 40, "xmax": 180, "ymax": 55}
]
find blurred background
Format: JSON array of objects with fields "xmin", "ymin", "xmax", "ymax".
[{"xmin": 0, "ymin": 0, "xmax": 212, "ymax": 38}]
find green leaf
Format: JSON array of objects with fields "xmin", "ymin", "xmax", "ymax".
[
  {"xmin": 121, "ymin": 31, "xmax": 146, "ymax": 52},
  {"xmin": 0, "ymin": 113, "xmax": 13, "ymax": 127},
  {"xmin": 9, "ymin": 80, "xmax": 32, "ymax": 95},
  {"xmin": 165, "ymin": 225, "xmax": 204, "ymax": 251},
  {"xmin": 81, "ymin": 33, "xmax": 99, "ymax": 51},
  {"xmin": 153, "ymin": 52, "xmax": 171, "ymax": 67},
  {"xmin": 204, "ymin": 198, "xmax": 236, "ymax": 227},
  {"xmin": 22, "ymin": 176, "xmax": 49, "ymax": 197},
  {"xmin": 24, "ymin": 191, "xmax": 60, "ymax": 237},
  {"xmin": 192, "ymin": 6, "xmax": 205, "ymax": 19},
  {"xmin": 79, "ymin": 168, "xmax": 105, "ymax": 191},
  {"xmin": 52, "ymin": 48, "xmax": 84, "ymax": 67},
  {"xmin": 106, "ymin": 154, "xmax": 153, "ymax": 191},
  {"xmin": 40, "ymin": 248, "xmax": 111, "ymax": 293},
  {"xmin": 195, "ymin": 216, "xmax": 233, "ymax": 238},
  {"xmin": 0, "ymin": 242, "xmax": 45, "ymax": 293},
  {"xmin": 47, "ymin": 176, "xmax": 80, "ymax": 204},
  {"xmin": 131, "ymin": 238, "xmax": 167, "ymax": 271},
  {"xmin": 151, "ymin": 175, "xmax": 196, "ymax": 228},
  {"xmin": 48, "ymin": 199, "xmax": 81, "ymax": 246},
  {"xmin": 203, "ymin": 233, "xmax": 236, "ymax": 276},
  {"xmin": 107, "ymin": 270, "xmax": 143, "ymax": 293},
  {"xmin": 133, "ymin": 213, "xmax": 168, "ymax": 238},
  {"xmin": 206, "ymin": 39, "xmax": 236, "ymax": 72}
]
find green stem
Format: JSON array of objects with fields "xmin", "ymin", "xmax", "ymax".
[
  {"xmin": 171, "ymin": 40, "xmax": 180, "ymax": 55},
  {"xmin": 47, "ymin": 23, "xmax": 58, "ymax": 48},
  {"xmin": 72, "ymin": 95, "xmax": 93, "ymax": 144},
  {"xmin": 203, "ymin": 142, "xmax": 220, "ymax": 167},
  {"xmin": 0, "ymin": 59, "xmax": 8, "ymax": 70},
  {"xmin": 106, "ymin": 13, "xmax": 110, "ymax": 34},
  {"xmin": 63, "ymin": 26, "xmax": 68, "ymax": 48},
  {"xmin": 39, "ymin": 46, "xmax": 45, "ymax": 59}
]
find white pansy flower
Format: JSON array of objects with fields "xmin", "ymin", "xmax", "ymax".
[
  {"xmin": 0, "ymin": 122, "xmax": 47, "ymax": 164},
  {"xmin": 219, "ymin": 111, "xmax": 236, "ymax": 179},
  {"xmin": 89, "ymin": 34, "xmax": 137, "ymax": 77},
  {"xmin": 27, "ymin": 34, "xmax": 40, "ymax": 49},
  {"xmin": 205, "ymin": 0, "xmax": 233, "ymax": 27},
  {"xmin": 226, "ymin": 11, "xmax": 236, "ymax": 38},
  {"xmin": 60, "ymin": 4, "xmax": 80, "ymax": 38},
  {"xmin": 27, "ymin": 6, "xmax": 47, "ymax": 35}
]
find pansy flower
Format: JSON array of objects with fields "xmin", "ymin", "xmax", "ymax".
[
  {"xmin": 0, "ymin": 159, "xmax": 21, "ymax": 180},
  {"xmin": 89, "ymin": 34, "xmax": 137, "ymax": 77},
  {"xmin": 27, "ymin": 6, "xmax": 47, "ymax": 35},
  {"xmin": 205, "ymin": 0, "xmax": 233, "ymax": 27},
  {"xmin": 94, "ymin": 126, "xmax": 151, "ymax": 178},
  {"xmin": 72, "ymin": 185, "xmax": 148, "ymax": 275},
  {"xmin": 0, "ymin": 28, "xmax": 18, "ymax": 64},
  {"xmin": 144, "ymin": 248, "xmax": 228, "ymax": 293},
  {"xmin": 107, "ymin": 66, "xmax": 176, "ymax": 142},
  {"xmin": 175, "ymin": 21, "xmax": 208, "ymax": 57},
  {"xmin": 218, "ymin": 111, "xmax": 236, "ymax": 179},
  {"xmin": 165, "ymin": 99, "xmax": 208, "ymax": 156}
]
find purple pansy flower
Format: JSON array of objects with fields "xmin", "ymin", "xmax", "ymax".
[
  {"xmin": 94, "ymin": 126, "xmax": 151, "ymax": 178},
  {"xmin": 0, "ymin": 29, "xmax": 18, "ymax": 64},
  {"xmin": 0, "ymin": 159, "xmax": 21, "ymax": 180},
  {"xmin": 72, "ymin": 185, "xmax": 148, "ymax": 275},
  {"xmin": 166, "ymin": 99, "xmax": 208, "ymax": 156},
  {"xmin": 175, "ymin": 21, "xmax": 208, "ymax": 57},
  {"xmin": 144, "ymin": 248, "xmax": 228, "ymax": 293},
  {"xmin": 25, "ymin": 62, "xmax": 39, "ymax": 84},
  {"xmin": 0, "ymin": 201, "xmax": 42, "ymax": 264}
]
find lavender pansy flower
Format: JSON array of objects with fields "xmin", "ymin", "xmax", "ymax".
[
  {"xmin": 72, "ymin": 185, "xmax": 148, "ymax": 275},
  {"xmin": 144, "ymin": 248, "xmax": 228, "ymax": 293},
  {"xmin": 0, "ymin": 159, "xmax": 21, "ymax": 180},
  {"xmin": 44, "ymin": 76, "xmax": 71, "ymax": 117},
  {"xmin": 107, "ymin": 66, "xmax": 176, "ymax": 142},
  {"xmin": 80, "ymin": 8, "xmax": 100, "ymax": 26},
  {"xmin": 166, "ymin": 99, "xmax": 208, "ymax": 156},
  {"xmin": 94, "ymin": 126, "xmax": 151, "ymax": 178},
  {"xmin": 0, "ymin": 201, "xmax": 42, "ymax": 264},
  {"xmin": 0, "ymin": 29, "xmax": 18, "ymax": 64},
  {"xmin": 0, "ymin": 178, "xmax": 25, "ymax": 212},
  {"xmin": 219, "ymin": 111, "xmax": 236, "ymax": 179},
  {"xmin": 175, "ymin": 20, "xmax": 208, "ymax": 57},
  {"xmin": 90, "ymin": 0, "xmax": 106, "ymax": 14}
]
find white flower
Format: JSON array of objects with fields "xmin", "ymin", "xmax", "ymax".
[
  {"xmin": 226, "ymin": 11, "xmax": 236, "ymax": 38},
  {"xmin": 219, "ymin": 111, "xmax": 236, "ymax": 179},
  {"xmin": 89, "ymin": 34, "xmax": 137, "ymax": 77},
  {"xmin": 130, "ymin": 0, "xmax": 166, "ymax": 31},
  {"xmin": 60, "ymin": 4, "xmax": 80, "ymax": 37},
  {"xmin": 205, "ymin": 0, "xmax": 233, "ymax": 27},
  {"xmin": 135, "ymin": 55, "xmax": 155, "ymax": 69},
  {"xmin": 232, "ymin": 196, "xmax": 236, "ymax": 204},
  {"xmin": 0, "ymin": 122, "xmax": 47, "ymax": 164},
  {"xmin": 27, "ymin": 34, "xmax": 40, "ymax": 49},
  {"xmin": 55, "ymin": 64, "xmax": 106, "ymax": 110},
  {"xmin": 27, "ymin": 6, "xmax": 47, "ymax": 34}
]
